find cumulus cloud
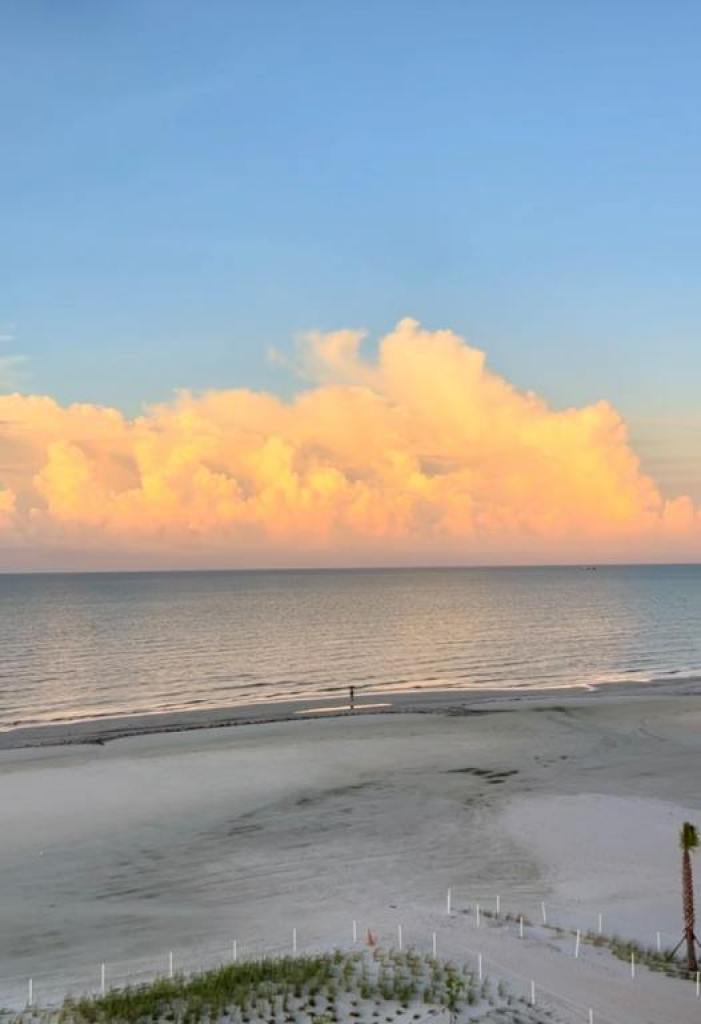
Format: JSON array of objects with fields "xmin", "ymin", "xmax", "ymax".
[{"xmin": 0, "ymin": 318, "xmax": 698, "ymax": 567}]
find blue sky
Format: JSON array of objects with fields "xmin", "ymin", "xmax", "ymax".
[{"xmin": 2, "ymin": 1, "xmax": 700, "ymax": 497}]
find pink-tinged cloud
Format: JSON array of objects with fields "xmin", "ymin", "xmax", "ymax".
[{"xmin": 0, "ymin": 319, "xmax": 699, "ymax": 569}]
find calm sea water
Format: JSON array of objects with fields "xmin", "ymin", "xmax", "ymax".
[{"xmin": 0, "ymin": 565, "xmax": 700, "ymax": 730}]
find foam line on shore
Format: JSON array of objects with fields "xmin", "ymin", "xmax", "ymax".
[{"xmin": 0, "ymin": 676, "xmax": 700, "ymax": 752}]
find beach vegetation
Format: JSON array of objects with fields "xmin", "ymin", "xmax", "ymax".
[{"xmin": 8, "ymin": 948, "xmax": 537, "ymax": 1024}]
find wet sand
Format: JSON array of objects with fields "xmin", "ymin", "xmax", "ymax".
[{"xmin": 2, "ymin": 674, "xmax": 700, "ymax": 750}]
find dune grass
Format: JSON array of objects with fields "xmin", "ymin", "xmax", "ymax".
[
  {"xmin": 584, "ymin": 933, "xmax": 694, "ymax": 980},
  {"xmin": 58, "ymin": 954, "xmax": 340, "ymax": 1024},
  {"xmin": 484, "ymin": 905, "xmax": 695, "ymax": 983},
  {"xmin": 44, "ymin": 949, "xmax": 523, "ymax": 1024}
]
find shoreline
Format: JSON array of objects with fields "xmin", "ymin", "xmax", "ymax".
[{"xmin": 2, "ymin": 674, "xmax": 700, "ymax": 751}]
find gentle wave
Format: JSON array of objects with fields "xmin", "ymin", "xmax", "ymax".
[{"xmin": 1, "ymin": 565, "xmax": 700, "ymax": 730}]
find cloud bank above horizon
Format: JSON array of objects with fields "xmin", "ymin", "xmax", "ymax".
[{"xmin": 0, "ymin": 319, "xmax": 699, "ymax": 569}]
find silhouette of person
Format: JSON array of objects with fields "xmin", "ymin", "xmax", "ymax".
[{"xmin": 349, "ymin": 685, "xmax": 355, "ymax": 710}]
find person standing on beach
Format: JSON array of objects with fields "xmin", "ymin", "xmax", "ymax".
[{"xmin": 349, "ymin": 685, "xmax": 355, "ymax": 711}]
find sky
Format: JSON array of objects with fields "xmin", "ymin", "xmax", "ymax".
[{"xmin": 1, "ymin": 1, "xmax": 700, "ymax": 569}]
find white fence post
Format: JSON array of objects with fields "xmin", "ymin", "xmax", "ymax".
[
  {"xmin": 696, "ymin": 970, "xmax": 700, "ymax": 997},
  {"xmin": 541, "ymin": 901, "xmax": 547, "ymax": 925},
  {"xmin": 495, "ymin": 894, "xmax": 500, "ymax": 918},
  {"xmin": 446, "ymin": 887, "xmax": 452, "ymax": 915},
  {"xmin": 100, "ymin": 963, "xmax": 106, "ymax": 996},
  {"xmin": 519, "ymin": 915, "xmax": 524, "ymax": 939},
  {"xmin": 292, "ymin": 927, "xmax": 297, "ymax": 954},
  {"xmin": 397, "ymin": 924, "xmax": 403, "ymax": 951},
  {"xmin": 588, "ymin": 1010, "xmax": 594, "ymax": 1024},
  {"xmin": 656, "ymin": 931, "xmax": 661, "ymax": 953},
  {"xmin": 27, "ymin": 979, "xmax": 33, "ymax": 1007},
  {"xmin": 232, "ymin": 939, "xmax": 238, "ymax": 962},
  {"xmin": 352, "ymin": 919, "xmax": 357, "ymax": 943},
  {"xmin": 530, "ymin": 980, "xmax": 535, "ymax": 1005},
  {"xmin": 575, "ymin": 929, "xmax": 581, "ymax": 958},
  {"xmin": 169, "ymin": 951, "xmax": 174, "ymax": 978},
  {"xmin": 597, "ymin": 912, "xmax": 603, "ymax": 935},
  {"xmin": 432, "ymin": 931, "xmax": 437, "ymax": 957},
  {"xmin": 630, "ymin": 952, "xmax": 635, "ymax": 979},
  {"xmin": 478, "ymin": 953, "xmax": 483, "ymax": 981}
]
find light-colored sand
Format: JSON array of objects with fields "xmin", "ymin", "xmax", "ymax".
[
  {"xmin": 499, "ymin": 792, "xmax": 698, "ymax": 940},
  {"xmin": 0, "ymin": 694, "xmax": 700, "ymax": 1021}
]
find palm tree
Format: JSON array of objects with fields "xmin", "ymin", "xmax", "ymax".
[{"xmin": 680, "ymin": 821, "xmax": 699, "ymax": 972}]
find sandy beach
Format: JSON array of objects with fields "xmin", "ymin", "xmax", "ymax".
[{"xmin": 1, "ymin": 688, "xmax": 700, "ymax": 1021}]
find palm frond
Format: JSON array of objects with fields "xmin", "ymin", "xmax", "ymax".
[{"xmin": 680, "ymin": 821, "xmax": 699, "ymax": 851}]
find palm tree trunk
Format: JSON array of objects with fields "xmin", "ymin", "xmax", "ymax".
[{"xmin": 683, "ymin": 847, "xmax": 698, "ymax": 972}]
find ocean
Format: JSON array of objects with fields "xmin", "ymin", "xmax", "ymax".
[{"xmin": 1, "ymin": 564, "xmax": 700, "ymax": 730}]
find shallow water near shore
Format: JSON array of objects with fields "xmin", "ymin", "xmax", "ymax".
[{"xmin": 1, "ymin": 565, "xmax": 701, "ymax": 731}]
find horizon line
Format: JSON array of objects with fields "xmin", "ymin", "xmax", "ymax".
[{"xmin": 1, "ymin": 560, "xmax": 701, "ymax": 577}]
